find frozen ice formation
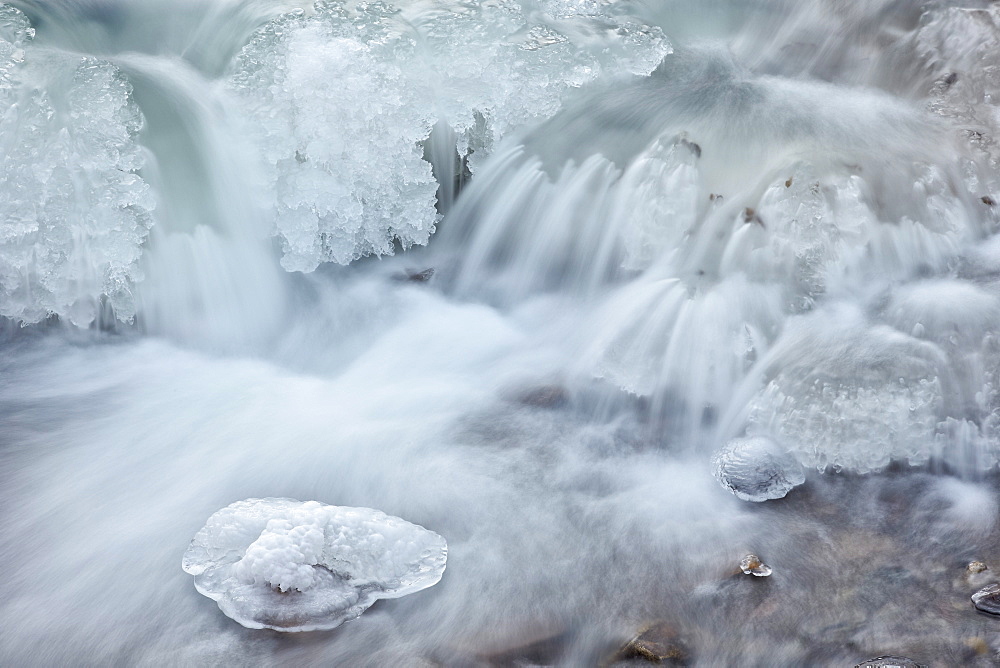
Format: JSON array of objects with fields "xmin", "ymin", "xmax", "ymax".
[
  {"xmin": 712, "ymin": 436, "xmax": 805, "ymax": 502},
  {"xmin": 182, "ymin": 498, "xmax": 447, "ymax": 631},
  {"xmin": 918, "ymin": 5, "xmax": 1000, "ymax": 169},
  {"xmin": 745, "ymin": 312, "xmax": 952, "ymax": 474},
  {"xmin": 0, "ymin": 4, "xmax": 154, "ymax": 324},
  {"xmin": 228, "ymin": 0, "xmax": 670, "ymax": 272}
]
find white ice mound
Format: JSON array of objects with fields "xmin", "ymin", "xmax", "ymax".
[
  {"xmin": 182, "ymin": 498, "xmax": 447, "ymax": 632},
  {"xmin": 0, "ymin": 4, "xmax": 154, "ymax": 325},
  {"xmin": 229, "ymin": 0, "xmax": 670, "ymax": 272},
  {"xmin": 712, "ymin": 436, "xmax": 805, "ymax": 502}
]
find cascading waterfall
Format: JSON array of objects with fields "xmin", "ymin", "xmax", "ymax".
[{"xmin": 5, "ymin": 1, "xmax": 1000, "ymax": 665}]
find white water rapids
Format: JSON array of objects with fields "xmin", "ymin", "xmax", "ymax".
[{"xmin": 4, "ymin": 0, "xmax": 1000, "ymax": 665}]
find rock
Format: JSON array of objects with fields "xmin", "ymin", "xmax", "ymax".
[
  {"xmin": 679, "ymin": 138, "xmax": 701, "ymax": 159},
  {"xmin": 516, "ymin": 385, "xmax": 569, "ymax": 409},
  {"xmin": 739, "ymin": 554, "xmax": 772, "ymax": 577},
  {"xmin": 742, "ymin": 207, "xmax": 765, "ymax": 227},
  {"xmin": 967, "ymin": 561, "xmax": 988, "ymax": 574},
  {"xmin": 479, "ymin": 628, "xmax": 574, "ymax": 666},
  {"xmin": 972, "ymin": 583, "xmax": 1000, "ymax": 615},
  {"xmin": 616, "ymin": 623, "xmax": 689, "ymax": 664},
  {"xmin": 983, "ymin": 196, "xmax": 995, "ymax": 206},
  {"xmin": 854, "ymin": 656, "xmax": 924, "ymax": 668},
  {"xmin": 393, "ymin": 268, "xmax": 435, "ymax": 282},
  {"xmin": 712, "ymin": 436, "xmax": 806, "ymax": 502}
]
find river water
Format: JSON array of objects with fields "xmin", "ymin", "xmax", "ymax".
[{"xmin": 3, "ymin": 1, "xmax": 1000, "ymax": 665}]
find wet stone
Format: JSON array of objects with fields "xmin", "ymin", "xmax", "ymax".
[
  {"xmin": 480, "ymin": 628, "xmax": 574, "ymax": 666},
  {"xmin": 679, "ymin": 137, "xmax": 701, "ymax": 158},
  {"xmin": 971, "ymin": 583, "xmax": 1000, "ymax": 615},
  {"xmin": 393, "ymin": 268, "xmax": 435, "ymax": 283},
  {"xmin": 740, "ymin": 554, "xmax": 772, "ymax": 577},
  {"xmin": 967, "ymin": 561, "xmax": 988, "ymax": 575},
  {"xmin": 616, "ymin": 623, "xmax": 689, "ymax": 664},
  {"xmin": 855, "ymin": 656, "xmax": 925, "ymax": 668},
  {"xmin": 983, "ymin": 196, "xmax": 996, "ymax": 206},
  {"xmin": 742, "ymin": 207, "xmax": 765, "ymax": 227},
  {"xmin": 516, "ymin": 385, "xmax": 569, "ymax": 409}
]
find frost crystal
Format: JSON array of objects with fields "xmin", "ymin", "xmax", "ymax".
[
  {"xmin": 182, "ymin": 498, "xmax": 447, "ymax": 632},
  {"xmin": 228, "ymin": 0, "xmax": 670, "ymax": 272},
  {"xmin": 712, "ymin": 436, "xmax": 805, "ymax": 502},
  {"xmin": 0, "ymin": 4, "xmax": 154, "ymax": 324}
]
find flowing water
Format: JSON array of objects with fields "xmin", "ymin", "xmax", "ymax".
[{"xmin": 4, "ymin": 0, "xmax": 1000, "ymax": 665}]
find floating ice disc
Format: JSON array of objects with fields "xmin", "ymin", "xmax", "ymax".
[{"xmin": 182, "ymin": 498, "xmax": 447, "ymax": 631}]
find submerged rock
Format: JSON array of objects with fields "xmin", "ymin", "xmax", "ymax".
[
  {"xmin": 855, "ymin": 656, "xmax": 924, "ymax": 668},
  {"xmin": 394, "ymin": 267, "xmax": 435, "ymax": 283},
  {"xmin": 712, "ymin": 436, "xmax": 805, "ymax": 502},
  {"xmin": 739, "ymin": 554, "xmax": 772, "ymax": 577},
  {"xmin": 972, "ymin": 583, "xmax": 1000, "ymax": 615},
  {"xmin": 479, "ymin": 627, "xmax": 574, "ymax": 666},
  {"xmin": 616, "ymin": 622, "xmax": 689, "ymax": 664},
  {"xmin": 967, "ymin": 561, "xmax": 989, "ymax": 574},
  {"xmin": 182, "ymin": 498, "xmax": 447, "ymax": 631},
  {"xmin": 516, "ymin": 385, "xmax": 569, "ymax": 409}
]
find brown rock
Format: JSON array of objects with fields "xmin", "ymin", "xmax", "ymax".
[
  {"xmin": 739, "ymin": 554, "xmax": 772, "ymax": 577},
  {"xmin": 967, "ymin": 561, "xmax": 988, "ymax": 574},
  {"xmin": 743, "ymin": 208, "xmax": 765, "ymax": 228},
  {"xmin": 617, "ymin": 623, "xmax": 688, "ymax": 664},
  {"xmin": 393, "ymin": 268, "xmax": 435, "ymax": 283}
]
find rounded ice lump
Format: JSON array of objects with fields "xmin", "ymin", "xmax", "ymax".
[
  {"xmin": 712, "ymin": 436, "xmax": 806, "ymax": 502},
  {"xmin": 182, "ymin": 498, "xmax": 447, "ymax": 632}
]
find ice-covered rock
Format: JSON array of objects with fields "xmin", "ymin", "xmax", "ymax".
[
  {"xmin": 712, "ymin": 436, "xmax": 805, "ymax": 502},
  {"xmin": 182, "ymin": 498, "xmax": 447, "ymax": 632},
  {"xmin": 0, "ymin": 4, "xmax": 154, "ymax": 324},
  {"xmin": 854, "ymin": 656, "xmax": 924, "ymax": 668},
  {"xmin": 228, "ymin": 0, "xmax": 670, "ymax": 272},
  {"xmin": 739, "ymin": 554, "xmax": 772, "ymax": 577},
  {"xmin": 972, "ymin": 583, "xmax": 1000, "ymax": 616}
]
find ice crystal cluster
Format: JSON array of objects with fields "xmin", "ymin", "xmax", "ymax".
[
  {"xmin": 182, "ymin": 498, "xmax": 448, "ymax": 632},
  {"xmin": 0, "ymin": 4, "xmax": 154, "ymax": 325},
  {"xmin": 228, "ymin": 0, "xmax": 671, "ymax": 272}
]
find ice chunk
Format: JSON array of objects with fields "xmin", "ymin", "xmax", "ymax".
[
  {"xmin": 182, "ymin": 498, "xmax": 447, "ymax": 632},
  {"xmin": 712, "ymin": 436, "xmax": 805, "ymax": 502},
  {"xmin": 0, "ymin": 4, "xmax": 154, "ymax": 324},
  {"xmin": 228, "ymin": 1, "xmax": 670, "ymax": 272},
  {"xmin": 746, "ymin": 310, "xmax": 949, "ymax": 473}
]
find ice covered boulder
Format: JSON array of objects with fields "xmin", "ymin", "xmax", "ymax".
[
  {"xmin": 712, "ymin": 436, "xmax": 805, "ymax": 502},
  {"xmin": 182, "ymin": 498, "xmax": 447, "ymax": 631}
]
